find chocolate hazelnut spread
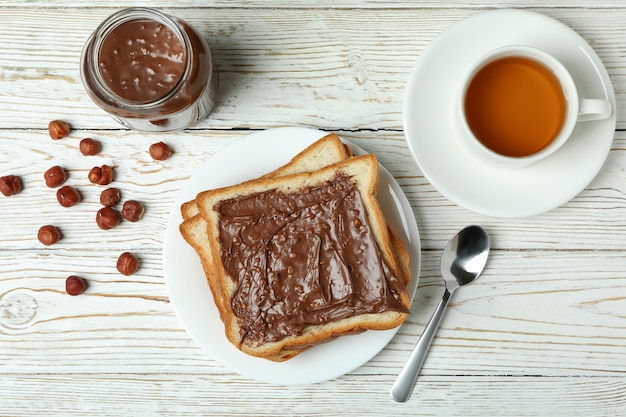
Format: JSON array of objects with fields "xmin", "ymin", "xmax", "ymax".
[
  {"xmin": 215, "ymin": 174, "xmax": 409, "ymax": 345},
  {"xmin": 98, "ymin": 20, "xmax": 185, "ymax": 103},
  {"xmin": 81, "ymin": 8, "xmax": 219, "ymax": 131}
]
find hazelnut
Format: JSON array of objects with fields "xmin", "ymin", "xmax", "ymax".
[
  {"xmin": 116, "ymin": 252, "xmax": 139, "ymax": 276},
  {"xmin": 122, "ymin": 200, "xmax": 144, "ymax": 222},
  {"xmin": 96, "ymin": 206, "xmax": 120, "ymax": 230},
  {"xmin": 88, "ymin": 165, "xmax": 114, "ymax": 185},
  {"xmin": 38, "ymin": 225, "xmax": 61, "ymax": 246},
  {"xmin": 149, "ymin": 142, "xmax": 171, "ymax": 160},
  {"xmin": 100, "ymin": 187, "xmax": 121, "ymax": 207},
  {"xmin": 0, "ymin": 175, "xmax": 22, "ymax": 196},
  {"xmin": 43, "ymin": 165, "xmax": 67, "ymax": 188},
  {"xmin": 56, "ymin": 186, "xmax": 81, "ymax": 207},
  {"xmin": 65, "ymin": 276, "xmax": 87, "ymax": 296},
  {"xmin": 79, "ymin": 138, "xmax": 100, "ymax": 156},
  {"xmin": 48, "ymin": 120, "xmax": 70, "ymax": 140}
]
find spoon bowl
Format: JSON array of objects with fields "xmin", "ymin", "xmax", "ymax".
[
  {"xmin": 441, "ymin": 225, "xmax": 490, "ymax": 290},
  {"xmin": 390, "ymin": 225, "xmax": 490, "ymax": 402}
]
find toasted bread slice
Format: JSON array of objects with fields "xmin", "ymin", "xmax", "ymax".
[
  {"xmin": 195, "ymin": 154, "xmax": 410, "ymax": 359},
  {"xmin": 180, "ymin": 133, "xmax": 352, "ymax": 361},
  {"xmin": 180, "ymin": 133, "xmax": 350, "ymax": 221},
  {"xmin": 262, "ymin": 133, "xmax": 352, "ymax": 179},
  {"xmin": 180, "ymin": 134, "xmax": 412, "ymax": 361},
  {"xmin": 180, "ymin": 134, "xmax": 351, "ymax": 314}
]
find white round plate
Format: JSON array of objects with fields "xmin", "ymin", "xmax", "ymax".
[
  {"xmin": 404, "ymin": 9, "xmax": 616, "ymax": 218},
  {"xmin": 163, "ymin": 127, "xmax": 421, "ymax": 385}
]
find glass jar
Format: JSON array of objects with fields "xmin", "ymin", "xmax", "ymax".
[{"xmin": 80, "ymin": 7, "xmax": 219, "ymax": 131}]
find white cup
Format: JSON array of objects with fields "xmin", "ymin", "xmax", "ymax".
[{"xmin": 459, "ymin": 45, "xmax": 612, "ymax": 168}]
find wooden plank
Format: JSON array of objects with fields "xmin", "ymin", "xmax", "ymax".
[
  {"xmin": 1, "ymin": 374, "xmax": 625, "ymax": 417},
  {"xmin": 2, "ymin": 250, "xmax": 626, "ymax": 377},
  {"xmin": 0, "ymin": 8, "xmax": 624, "ymax": 130},
  {"xmin": 2, "ymin": 1, "xmax": 626, "ymax": 8},
  {"xmin": 0, "ymin": 129, "xmax": 624, "ymax": 252}
]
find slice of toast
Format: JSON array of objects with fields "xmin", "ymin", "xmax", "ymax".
[
  {"xmin": 179, "ymin": 134, "xmax": 351, "ymax": 315},
  {"xmin": 179, "ymin": 134, "xmax": 412, "ymax": 361},
  {"xmin": 180, "ymin": 133, "xmax": 352, "ymax": 361},
  {"xmin": 180, "ymin": 133, "xmax": 350, "ymax": 221},
  {"xmin": 195, "ymin": 154, "xmax": 410, "ymax": 359}
]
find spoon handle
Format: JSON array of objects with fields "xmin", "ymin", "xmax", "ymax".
[{"xmin": 390, "ymin": 287, "xmax": 452, "ymax": 402}]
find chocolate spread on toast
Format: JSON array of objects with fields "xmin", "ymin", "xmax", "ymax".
[{"xmin": 214, "ymin": 173, "xmax": 409, "ymax": 344}]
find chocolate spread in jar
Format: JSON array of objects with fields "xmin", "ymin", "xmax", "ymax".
[
  {"xmin": 98, "ymin": 20, "xmax": 185, "ymax": 103},
  {"xmin": 81, "ymin": 8, "xmax": 219, "ymax": 131},
  {"xmin": 215, "ymin": 173, "xmax": 409, "ymax": 345}
]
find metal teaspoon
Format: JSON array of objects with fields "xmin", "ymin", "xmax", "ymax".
[{"xmin": 390, "ymin": 225, "xmax": 490, "ymax": 402}]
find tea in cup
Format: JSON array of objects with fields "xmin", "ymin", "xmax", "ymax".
[{"xmin": 459, "ymin": 45, "xmax": 612, "ymax": 167}]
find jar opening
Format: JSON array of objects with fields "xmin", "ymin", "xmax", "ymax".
[{"xmin": 87, "ymin": 8, "xmax": 192, "ymax": 109}]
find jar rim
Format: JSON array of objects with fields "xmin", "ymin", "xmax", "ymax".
[{"xmin": 84, "ymin": 7, "xmax": 193, "ymax": 110}]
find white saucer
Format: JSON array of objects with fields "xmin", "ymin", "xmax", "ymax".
[
  {"xmin": 403, "ymin": 9, "xmax": 616, "ymax": 218},
  {"xmin": 163, "ymin": 127, "xmax": 421, "ymax": 385}
]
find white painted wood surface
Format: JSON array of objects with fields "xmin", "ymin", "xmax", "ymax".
[{"xmin": 1, "ymin": 1, "xmax": 626, "ymax": 416}]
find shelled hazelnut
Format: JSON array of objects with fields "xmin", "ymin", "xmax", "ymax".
[
  {"xmin": 44, "ymin": 165, "xmax": 67, "ymax": 188},
  {"xmin": 96, "ymin": 206, "xmax": 120, "ymax": 230},
  {"xmin": 0, "ymin": 175, "xmax": 22, "ymax": 196},
  {"xmin": 88, "ymin": 165, "xmax": 114, "ymax": 186},
  {"xmin": 100, "ymin": 187, "xmax": 121, "ymax": 207},
  {"xmin": 37, "ymin": 225, "xmax": 61, "ymax": 246},
  {"xmin": 48, "ymin": 120, "xmax": 70, "ymax": 140},
  {"xmin": 65, "ymin": 276, "xmax": 87, "ymax": 296},
  {"xmin": 80, "ymin": 138, "xmax": 100, "ymax": 156},
  {"xmin": 149, "ymin": 141, "xmax": 171, "ymax": 160},
  {"xmin": 116, "ymin": 252, "xmax": 138, "ymax": 276},
  {"xmin": 122, "ymin": 200, "xmax": 144, "ymax": 222},
  {"xmin": 56, "ymin": 186, "xmax": 81, "ymax": 207}
]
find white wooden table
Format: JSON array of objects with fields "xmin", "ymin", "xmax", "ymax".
[{"xmin": 1, "ymin": 1, "xmax": 626, "ymax": 416}]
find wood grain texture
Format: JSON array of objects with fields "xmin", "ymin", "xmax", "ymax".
[
  {"xmin": 1, "ymin": 1, "xmax": 626, "ymax": 416},
  {"xmin": 3, "ymin": 1, "xmax": 626, "ymax": 8},
  {"xmin": 3, "ymin": 249, "xmax": 626, "ymax": 375},
  {"xmin": 0, "ymin": 7, "xmax": 625, "ymax": 130},
  {"xmin": 1, "ymin": 129, "xmax": 624, "ymax": 251},
  {"xmin": 1, "ymin": 375, "xmax": 626, "ymax": 417}
]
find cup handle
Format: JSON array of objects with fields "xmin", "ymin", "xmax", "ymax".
[{"xmin": 578, "ymin": 98, "xmax": 612, "ymax": 122}]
